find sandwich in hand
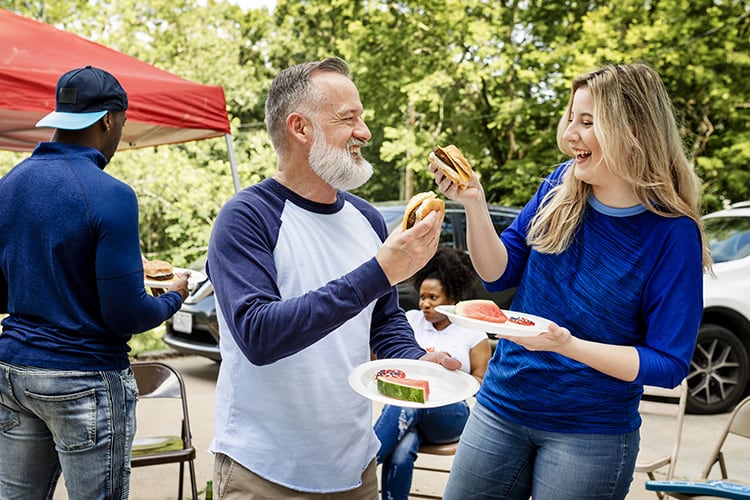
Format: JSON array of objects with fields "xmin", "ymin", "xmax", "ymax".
[
  {"xmin": 144, "ymin": 259, "xmax": 174, "ymax": 281},
  {"xmin": 428, "ymin": 144, "xmax": 473, "ymax": 187},
  {"xmin": 402, "ymin": 192, "xmax": 445, "ymax": 230}
]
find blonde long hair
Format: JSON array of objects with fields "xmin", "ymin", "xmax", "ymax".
[{"xmin": 527, "ymin": 63, "xmax": 711, "ymax": 270}]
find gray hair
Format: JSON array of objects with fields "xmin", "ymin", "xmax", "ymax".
[{"xmin": 264, "ymin": 57, "xmax": 350, "ymax": 153}]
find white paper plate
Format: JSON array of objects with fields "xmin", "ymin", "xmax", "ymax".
[
  {"xmin": 348, "ymin": 358, "xmax": 479, "ymax": 409},
  {"xmin": 435, "ymin": 305, "xmax": 552, "ymax": 337},
  {"xmin": 144, "ymin": 268, "xmax": 207, "ymax": 289}
]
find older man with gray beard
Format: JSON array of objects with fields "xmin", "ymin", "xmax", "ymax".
[{"xmin": 206, "ymin": 57, "xmax": 460, "ymax": 499}]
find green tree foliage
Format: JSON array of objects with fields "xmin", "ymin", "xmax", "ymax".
[{"xmin": 1, "ymin": 0, "xmax": 748, "ymax": 264}]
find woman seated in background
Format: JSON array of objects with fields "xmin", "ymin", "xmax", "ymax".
[{"xmin": 374, "ymin": 247, "xmax": 491, "ymax": 500}]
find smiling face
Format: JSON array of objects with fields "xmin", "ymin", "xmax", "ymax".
[
  {"xmin": 307, "ymin": 72, "xmax": 373, "ymax": 191},
  {"xmin": 562, "ymin": 86, "xmax": 607, "ymax": 185},
  {"xmin": 561, "ymin": 85, "xmax": 639, "ymax": 206}
]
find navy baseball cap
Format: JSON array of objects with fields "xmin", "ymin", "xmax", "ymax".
[{"xmin": 36, "ymin": 66, "xmax": 128, "ymax": 130}]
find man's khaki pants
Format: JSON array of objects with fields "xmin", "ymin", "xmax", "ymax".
[{"xmin": 213, "ymin": 452, "xmax": 379, "ymax": 500}]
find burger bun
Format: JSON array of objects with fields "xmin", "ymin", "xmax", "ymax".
[
  {"xmin": 144, "ymin": 259, "xmax": 174, "ymax": 281},
  {"xmin": 428, "ymin": 144, "xmax": 473, "ymax": 187},
  {"xmin": 402, "ymin": 192, "xmax": 445, "ymax": 230}
]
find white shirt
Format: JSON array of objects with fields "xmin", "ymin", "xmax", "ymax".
[{"xmin": 405, "ymin": 309, "xmax": 487, "ymax": 374}]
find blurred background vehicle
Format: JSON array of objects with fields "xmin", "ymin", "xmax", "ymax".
[
  {"xmin": 374, "ymin": 201, "xmax": 520, "ymax": 311},
  {"xmin": 163, "ymin": 200, "xmax": 520, "ymax": 362},
  {"xmin": 691, "ymin": 201, "xmax": 750, "ymax": 414},
  {"xmin": 163, "ymin": 200, "xmax": 750, "ymax": 415}
]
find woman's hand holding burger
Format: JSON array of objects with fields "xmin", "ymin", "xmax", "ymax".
[{"xmin": 429, "ymin": 144, "xmax": 487, "ymax": 211}]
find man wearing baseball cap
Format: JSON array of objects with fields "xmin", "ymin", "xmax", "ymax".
[{"xmin": 0, "ymin": 66, "xmax": 190, "ymax": 499}]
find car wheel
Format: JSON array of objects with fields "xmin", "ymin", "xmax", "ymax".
[{"xmin": 686, "ymin": 323, "xmax": 750, "ymax": 414}]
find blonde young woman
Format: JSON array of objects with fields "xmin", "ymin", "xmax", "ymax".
[{"xmin": 432, "ymin": 63, "xmax": 711, "ymax": 500}]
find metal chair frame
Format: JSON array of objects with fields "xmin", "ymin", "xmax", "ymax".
[
  {"xmin": 408, "ymin": 440, "xmax": 459, "ymax": 499},
  {"xmin": 699, "ymin": 394, "xmax": 750, "ymax": 481},
  {"xmin": 130, "ymin": 361, "xmax": 198, "ymax": 500},
  {"xmin": 645, "ymin": 394, "xmax": 750, "ymax": 499},
  {"xmin": 637, "ymin": 379, "xmax": 689, "ymax": 499}
]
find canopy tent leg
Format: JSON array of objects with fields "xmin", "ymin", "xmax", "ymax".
[{"xmin": 225, "ymin": 134, "xmax": 240, "ymax": 193}]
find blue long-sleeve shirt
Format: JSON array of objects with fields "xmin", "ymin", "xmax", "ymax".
[
  {"xmin": 479, "ymin": 161, "xmax": 703, "ymax": 434},
  {"xmin": 0, "ymin": 142, "xmax": 182, "ymax": 371}
]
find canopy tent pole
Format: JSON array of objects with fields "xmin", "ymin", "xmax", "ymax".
[{"xmin": 225, "ymin": 134, "xmax": 240, "ymax": 193}]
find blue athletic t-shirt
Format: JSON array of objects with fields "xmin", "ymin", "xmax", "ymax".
[{"xmin": 479, "ymin": 161, "xmax": 703, "ymax": 434}]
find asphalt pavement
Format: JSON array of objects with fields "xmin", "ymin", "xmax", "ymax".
[{"xmin": 51, "ymin": 354, "xmax": 750, "ymax": 499}]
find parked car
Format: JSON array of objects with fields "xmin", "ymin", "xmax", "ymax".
[
  {"xmin": 163, "ymin": 200, "xmax": 521, "ymax": 362},
  {"xmin": 163, "ymin": 274, "xmax": 221, "ymax": 361},
  {"xmin": 690, "ymin": 202, "xmax": 750, "ymax": 413}
]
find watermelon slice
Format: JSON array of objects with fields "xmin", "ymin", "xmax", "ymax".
[
  {"xmin": 455, "ymin": 299, "xmax": 508, "ymax": 323},
  {"xmin": 376, "ymin": 376, "xmax": 430, "ymax": 403}
]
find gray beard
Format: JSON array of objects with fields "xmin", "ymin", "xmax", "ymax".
[{"xmin": 308, "ymin": 131, "xmax": 373, "ymax": 191}]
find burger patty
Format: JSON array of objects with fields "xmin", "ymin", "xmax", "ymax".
[{"xmin": 434, "ymin": 148, "xmax": 459, "ymax": 173}]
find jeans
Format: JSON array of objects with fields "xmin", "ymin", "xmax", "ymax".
[
  {"xmin": 443, "ymin": 402, "xmax": 639, "ymax": 500},
  {"xmin": 374, "ymin": 401, "xmax": 470, "ymax": 500},
  {"xmin": 0, "ymin": 361, "xmax": 138, "ymax": 500}
]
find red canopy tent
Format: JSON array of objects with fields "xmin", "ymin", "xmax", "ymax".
[{"xmin": 0, "ymin": 8, "xmax": 239, "ymax": 190}]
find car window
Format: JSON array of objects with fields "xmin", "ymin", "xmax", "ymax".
[
  {"xmin": 704, "ymin": 216, "xmax": 750, "ymax": 263},
  {"xmin": 454, "ymin": 210, "xmax": 515, "ymax": 242},
  {"xmin": 439, "ymin": 216, "xmax": 455, "ymax": 248},
  {"xmin": 490, "ymin": 212, "xmax": 516, "ymax": 235},
  {"xmin": 378, "ymin": 207, "xmax": 404, "ymax": 232}
]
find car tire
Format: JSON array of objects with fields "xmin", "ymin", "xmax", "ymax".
[{"xmin": 686, "ymin": 323, "xmax": 750, "ymax": 414}]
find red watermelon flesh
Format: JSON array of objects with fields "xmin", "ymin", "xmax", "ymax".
[{"xmin": 455, "ymin": 299, "xmax": 508, "ymax": 323}]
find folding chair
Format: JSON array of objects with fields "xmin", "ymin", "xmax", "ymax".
[
  {"xmin": 636, "ymin": 379, "xmax": 689, "ymax": 498},
  {"xmin": 130, "ymin": 361, "xmax": 198, "ymax": 500},
  {"xmin": 645, "ymin": 395, "xmax": 750, "ymax": 499},
  {"xmin": 409, "ymin": 440, "xmax": 459, "ymax": 499}
]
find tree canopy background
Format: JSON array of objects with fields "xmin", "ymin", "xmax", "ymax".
[{"xmin": 1, "ymin": 0, "xmax": 748, "ymax": 267}]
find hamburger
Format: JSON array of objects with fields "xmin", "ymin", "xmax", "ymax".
[
  {"xmin": 402, "ymin": 192, "xmax": 445, "ymax": 230},
  {"xmin": 428, "ymin": 144, "xmax": 473, "ymax": 187},
  {"xmin": 144, "ymin": 260, "xmax": 174, "ymax": 281}
]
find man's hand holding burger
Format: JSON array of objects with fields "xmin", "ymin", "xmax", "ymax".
[
  {"xmin": 143, "ymin": 258, "xmax": 191, "ymax": 301},
  {"xmin": 376, "ymin": 208, "xmax": 442, "ymax": 286},
  {"xmin": 167, "ymin": 272, "xmax": 191, "ymax": 301}
]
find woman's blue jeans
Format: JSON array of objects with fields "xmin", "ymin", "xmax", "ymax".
[
  {"xmin": 0, "ymin": 361, "xmax": 138, "ymax": 500},
  {"xmin": 443, "ymin": 401, "xmax": 640, "ymax": 500},
  {"xmin": 374, "ymin": 401, "xmax": 470, "ymax": 500}
]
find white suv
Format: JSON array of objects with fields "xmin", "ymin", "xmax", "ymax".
[{"xmin": 692, "ymin": 202, "xmax": 750, "ymax": 413}]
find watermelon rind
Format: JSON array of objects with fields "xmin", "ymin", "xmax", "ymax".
[{"xmin": 376, "ymin": 376, "xmax": 428, "ymax": 403}]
